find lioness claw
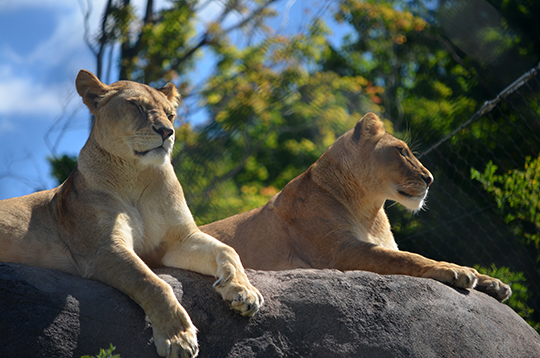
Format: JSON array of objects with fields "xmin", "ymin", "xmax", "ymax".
[
  {"xmin": 476, "ymin": 274, "xmax": 512, "ymax": 302},
  {"xmin": 221, "ymin": 282, "xmax": 263, "ymax": 317}
]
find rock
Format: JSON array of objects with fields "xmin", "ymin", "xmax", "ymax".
[{"xmin": 1, "ymin": 262, "xmax": 539, "ymax": 358}]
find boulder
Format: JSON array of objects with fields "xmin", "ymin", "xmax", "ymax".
[{"xmin": 1, "ymin": 262, "xmax": 539, "ymax": 358}]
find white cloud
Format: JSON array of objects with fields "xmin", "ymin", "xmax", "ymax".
[
  {"xmin": 0, "ymin": 0, "xmax": 101, "ymax": 117},
  {"xmin": 0, "ymin": 0, "xmax": 207, "ymax": 118},
  {"xmin": 22, "ymin": 2, "xmax": 101, "ymax": 68},
  {"xmin": 0, "ymin": 72, "xmax": 66, "ymax": 116}
]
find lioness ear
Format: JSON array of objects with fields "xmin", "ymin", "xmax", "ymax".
[
  {"xmin": 352, "ymin": 112, "xmax": 386, "ymax": 143},
  {"xmin": 158, "ymin": 82, "xmax": 181, "ymax": 108},
  {"xmin": 75, "ymin": 70, "xmax": 109, "ymax": 113}
]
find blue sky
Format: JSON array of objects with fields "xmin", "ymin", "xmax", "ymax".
[
  {"xmin": 0, "ymin": 0, "xmax": 95, "ymax": 199},
  {"xmin": 0, "ymin": 0, "xmax": 344, "ymax": 200}
]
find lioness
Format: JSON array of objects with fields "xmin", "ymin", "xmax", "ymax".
[
  {"xmin": 0, "ymin": 70, "xmax": 263, "ymax": 358},
  {"xmin": 202, "ymin": 113, "xmax": 511, "ymax": 302}
]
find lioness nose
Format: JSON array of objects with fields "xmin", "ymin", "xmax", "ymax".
[
  {"xmin": 153, "ymin": 125, "xmax": 174, "ymax": 140},
  {"xmin": 422, "ymin": 173, "xmax": 434, "ymax": 187}
]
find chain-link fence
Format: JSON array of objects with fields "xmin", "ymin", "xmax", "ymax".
[
  {"xmin": 176, "ymin": 60, "xmax": 540, "ymax": 329},
  {"xmin": 388, "ymin": 62, "xmax": 540, "ymax": 327}
]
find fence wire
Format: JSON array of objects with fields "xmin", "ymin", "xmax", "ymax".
[
  {"xmin": 389, "ymin": 62, "xmax": 540, "ymax": 324},
  {"xmin": 178, "ymin": 61, "xmax": 540, "ymax": 328}
]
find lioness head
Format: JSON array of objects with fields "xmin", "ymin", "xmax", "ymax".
[
  {"xmin": 75, "ymin": 70, "xmax": 180, "ymax": 167},
  {"xmin": 327, "ymin": 113, "xmax": 433, "ymax": 211}
]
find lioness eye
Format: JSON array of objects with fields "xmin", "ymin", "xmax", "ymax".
[
  {"xmin": 167, "ymin": 113, "xmax": 175, "ymax": 121},
  {"xmin": 129, "ymin": 100, "xmax": 145, "ymax": 113}
]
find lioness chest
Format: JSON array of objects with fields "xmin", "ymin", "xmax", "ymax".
[
  {"xmin": 117, "ymin": 203, "xmax": 164, "ymax": 255},
  {"xmin": 106, "ymin": 186, "xmax": 194, "ymax": 259},
  {"xmin": 60, "ymin": 166, "xmax": 195, "ymax": 268}
]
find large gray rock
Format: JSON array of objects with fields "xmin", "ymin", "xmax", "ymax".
[{"xmin": 1, "ymin": 262, "xmax": 539, "ymax": 358}]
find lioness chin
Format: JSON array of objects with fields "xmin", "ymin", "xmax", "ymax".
[
  {"xmin": 202, "ymin": 113, "xmax": 511, "ymax": 302},
  {"xmin": 0, "ymin": 70, "xmax": 263, "ymax": 358}
]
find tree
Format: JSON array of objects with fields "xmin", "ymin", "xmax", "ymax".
[
  {"xmin": 49, "ymin": 0, "xmax": 540, "ymax": 330},
  {"xmin": 472, "ymin": 158, "xmax": 540, "ymax": 264},
  {"xmin": 83, "ymin": 0, "xmax": 281, "ymax": 84},
  {"xmin": 173, "ymin": 18, "xmax": 383, "ymax": 223},
  {"xmin": 72, "ymin": 0, "xmax": 384, "ymax": 224},
  {"xmin": 49, "ymin": 0, "xmax": 284, "ymax": 180},
  {"xmin": 472, "ymin": 157, "xmax": 540, "ymax": 330}
]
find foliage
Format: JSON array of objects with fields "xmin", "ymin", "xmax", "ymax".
[
  {"xmin": 124, "ymin": 0, "xmax": 199, "ymax": 84},
  {"xmin": 81, "ymin": 344, "xmax": 120, "ymax": 358},
  {"xmin": 47, "ymin": 154, "xmax": 77, "ymax": 184},
  {"xmin": 471, "ymin": 156, "xmax": 540, "ymax": 331},
  {"xmin": 471, "ymin": 157, "xmax": 540, "ymax": 256},
  {"xmin": 475, "ymin": 264, "xmax": 539, "ymax": 332},
  {"xmin": 172, "ymin": 15, "xmax": 385, "ymax": 224},
  {"xmin": 76, "ymin": 0, "xmax": 540, "ymax": 226}
]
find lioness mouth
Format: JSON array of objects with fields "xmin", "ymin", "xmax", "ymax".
[
  {"xmin": 398, "ymin": 190, "xmax": 414, "ymax": 198},
  {"xmin": 134, "ymin": 146, "xmax": 164, "ymax": 157}
]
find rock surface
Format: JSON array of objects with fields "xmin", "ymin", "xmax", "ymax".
[{"xmin": 1, "ymin": 262, "xmax": 539, "ymax": 358}]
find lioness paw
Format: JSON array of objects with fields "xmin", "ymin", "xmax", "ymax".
[
  {"xmin": 476, "ymin": 274, "xmax": 512, "ymax": 302},
  {"xmin": 214, "ymin": 275, "xmax": 264, "ymax": 317},
  {"xmin": 423, "ymin": 263, "xmax": 478, "ymax": 290},
  {"xmin": 153, "ymin": 322, "xmax": 198, "ymax": 358}
]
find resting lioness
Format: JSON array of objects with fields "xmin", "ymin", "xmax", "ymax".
[
  {"xmin": 0, "ymin": 70, "xmax": 263, "ymax": 358},
  {"xmin": 202, "ymin": 113, "xmax": 511, "ymax": 302}
]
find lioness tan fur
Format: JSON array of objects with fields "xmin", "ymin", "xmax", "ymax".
[
  {"xmin": 0, "ymin": 70, "xmax": 263, "ymax": 358},
  {"xmin": 202, "ymin": 113, "xmax": 511, "ymax": 302}
]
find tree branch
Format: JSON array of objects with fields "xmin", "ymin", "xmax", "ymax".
[
  {"xmin": 96, "ymin": 0, "xmax": 114, "ymax": 80},
  {"xmin": 168, "ymin": 0, "xmax": 279, "ymax": 73},
  {"xmin": 120, "ymin": 0, "xmax": 155, "ymax": 80},
  {"xmin": 78, "ymin": 0, "xmax": 96, "ymax": 55}
]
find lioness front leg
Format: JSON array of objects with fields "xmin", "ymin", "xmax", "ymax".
[
  {"xmin": 336, "ymin": 242, "xmax": 512, "ymax": 301},
  {"xmin": 335, "ymin": 242, "xmax": 479, "ymax": 290},
  {"xmin": 92, "ymin": 246, "xmax": 198, "ymax": 358},
  {"xmin": 162, "ymin": 230, "xmax": 264, "ymax": 317}
]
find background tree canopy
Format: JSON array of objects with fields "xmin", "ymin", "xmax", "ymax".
[{"xmin": 51, "ymin": 0, "xmax": 540, "ymax": 331}]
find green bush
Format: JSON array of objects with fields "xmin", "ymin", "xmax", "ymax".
[
  {"xmin": 81, "ymin": 344, "xmax": 120, "ymax": 358},
  {"xmin": 475, "ymin": 264, "xmax": 539, "ymax": 332}
]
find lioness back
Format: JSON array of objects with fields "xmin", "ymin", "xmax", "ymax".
[{"xmin": 0, "ymin": 188, "xmax": 77, "ymax": 273}]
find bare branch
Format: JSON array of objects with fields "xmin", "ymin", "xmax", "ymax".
[
  {"xmin": 78, "ymin": 0, "xmax": 97, "ymax": 55},
  {"xmin": 168, "ymin": 0, "xmax": 279, "ymax": 73},
  {"xmin": 0, "ymin": 151, "xmax": 50, "ymax": 194},
  {"xmin": 222, "ymin": 0, "xmax": 278, "ymax": 34},
  {"xmin": 96, "ymin": 0, "xmax": 114, "ymax": 80},
  {"xmin": 434, "ymin": 34, "xmax": 495, "ymax": 96}
]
